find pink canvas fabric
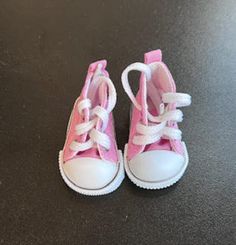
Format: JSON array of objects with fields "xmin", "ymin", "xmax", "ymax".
[
  {"xmin": 127, "ymin": 50, "xmax": 184, "ymax": 161},
  {"xmin": 62, "ymin": 60, "xmax": 118, "ymax": 164}
]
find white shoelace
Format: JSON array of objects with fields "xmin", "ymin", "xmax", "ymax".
[
  {"xmin": 70, "ymin": 76, "xmax": 116, "ymax": 152},
  {"xmin": 121, "ymin": 62, "xmax": 191, "ymax": 146}
]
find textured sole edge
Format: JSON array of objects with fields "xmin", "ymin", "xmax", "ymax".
[
  {"xmin": 59, "ymin": 150, "xmax": 125, "ymax": 196},
  {"xmin": 124, "ymin": 142, "xmax": 189, "ymax": 190}
]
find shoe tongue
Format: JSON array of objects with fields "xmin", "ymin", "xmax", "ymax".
[
  {"xmin": 144, "ymin": 49, "xmax": 176, "ymax": 93},
  {"xmin": 98, "ymin": 79, "xmax": 108, "ymax": 109},
  {"xmin": 142, "ymin": 51, "xmax": 176, "ymax": 153},
  {"xmin": 77, "ymin": 62, "xmax": 108, "ymax": 159},
  {"xmin": 141, "ymin": 50, "xmax": 176, "ymax": 123},
  {"xmin": 79, "ymin": 62, "xmax": 107, "ymax": 129},
  {"xmin": 88, "ymin": 73, "xmax": 109, "ymax": 114},
  {"xmin": 149, "ymin": 62, "xmax": 176, "ymax": 94},
  {"xmin": 78, "ymin": 80, "xmax": 108, "ymax": 159}
]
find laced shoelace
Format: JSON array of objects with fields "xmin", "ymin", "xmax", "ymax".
[
  {"xmin": 121, "ymin": 62, "xmax": 191, "ymax": 146},
  {"xmin": 70, "ymin": 76, "xmax": 116, "ymax": 152}
]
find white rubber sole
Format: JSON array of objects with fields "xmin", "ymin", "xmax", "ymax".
[
  {"xmin": 59, "ymin": 150, "xmax": 125, "ymax": 196},
  {"xmin": 124, "ymin": 142, "xmax": 189, "ymax": 189}
]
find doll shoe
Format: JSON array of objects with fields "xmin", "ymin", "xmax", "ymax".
[
  {"xmin": 59, "ymin": 60, "xmax": 124, "ymax": 196},
  {"xmin": 121, "ymin": 49, "xmax": 191, "ymax": 189}
]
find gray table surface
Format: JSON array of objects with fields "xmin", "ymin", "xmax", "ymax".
[{"xmin": 1, "ymin": 1, "xmax": 236, "ymax": 244}]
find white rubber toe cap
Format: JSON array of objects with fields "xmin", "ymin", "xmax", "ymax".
[
  {"xmin": 129, "ymin": 150, "xmax": 185, "ymax": 182},
  {"xmin": 62, "ymin": 157, "xmax": 118, "ymax": 189}
]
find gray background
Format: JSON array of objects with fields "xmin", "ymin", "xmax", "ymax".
[{"xmin": 0, "ymin": 0, "xmax": 236, "ymax": 244}]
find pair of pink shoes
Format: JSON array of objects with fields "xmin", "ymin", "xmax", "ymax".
[{"xmin": 59, "ymin": 49, "xmax": 191, "ymax": 196}]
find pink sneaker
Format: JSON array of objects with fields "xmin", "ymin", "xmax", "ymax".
[
  {"xmin": 59, "ymin": 60, "xmax": 124, "ymax": 196},
  {"xmin": 121, "ymin": 50, "xmax": 191, "ymax": 189}
]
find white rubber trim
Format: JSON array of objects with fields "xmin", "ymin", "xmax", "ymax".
[
  {"xmin": 59, "ymin": 150, "xmax": 124, "ymax": 196},
  {"xmin": 124, "ymin": 142, "xmax": 189, "ymax": 189}
]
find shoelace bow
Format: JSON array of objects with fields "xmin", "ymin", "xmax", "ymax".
[
  {"xmin": 70, "ymin": 76, "xmax": 116, "ymax": 152},
  {"xmin": 121, "ymin": 62, "xmax": 191, "ymax": 146}
]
